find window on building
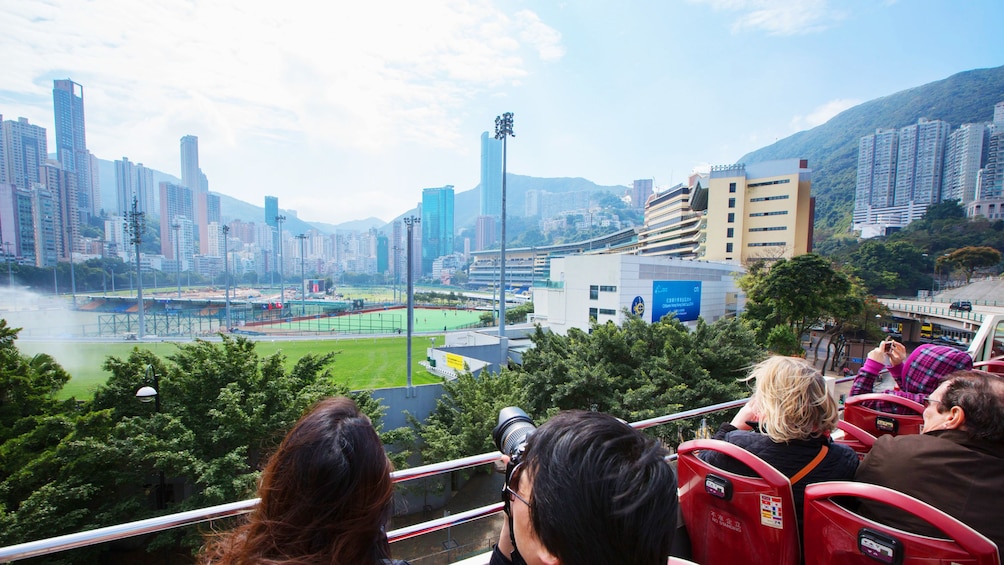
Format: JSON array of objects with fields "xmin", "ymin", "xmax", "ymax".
[
  {"xmin": 729, "ymin": 182, "xmax": 736, "ymax": 193},
  {"xmin": 726, "ymin": 242, "xmax": 733, "ymax": 253},
  {"xmin": 727, "ymin": 213, "xmax": 735, "ymax": 223},
  {"xmin": 728, "ymin": 198, "xmax": 736, "ymax": 208},
  {"xmin": 599, "ymin": 285, "xmax": 617, "ymax": 292},
  {"xmin": 727, "ymin": 228, "xmax": 734, "ymax": 238},
  {"xmin": 589, "ymin": 285, "xmax": 599, "ymax": 300},
  {"xmin": 589, "ymin": 307, "xmax": 598, "ymax": 321},
  {"xmin": 599, "ymin": 308, "xmax": 616, "ymax": 315}
]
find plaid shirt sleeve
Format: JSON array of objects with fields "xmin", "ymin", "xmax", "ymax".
[{"xmin": 849, "ymin": 359, "xmax": 914, "ymax": 414}]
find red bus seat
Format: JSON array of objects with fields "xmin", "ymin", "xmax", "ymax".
[
  {"xmin": 803, "ymin": 481, "xmax": 1000, "ymax": 565},
  {"xmin": 973, "ymin": 359, "xmax": 1004, "ymax": 375},
  {"xmin": 677, "ymin": 439, "xmax": 800, "ymax": 565},
  {"xmin": 834, "ymin": 419, "xmax": 877, "ymax": 460},
  {"xmin": 843, "ymin": 393, "xmax": 924, "ymax": 437}
]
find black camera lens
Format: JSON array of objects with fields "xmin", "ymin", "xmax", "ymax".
[{"xmin": 492, "ymin": 406, "xmax": 536, "ymax": 458}]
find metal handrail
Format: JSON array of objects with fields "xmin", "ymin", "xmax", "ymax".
[{"xmin": 0, "ymin": 385, "xmax": 853, "ymax": 562}]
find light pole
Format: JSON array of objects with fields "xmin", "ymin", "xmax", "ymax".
[
  {"xmin": 404, "ymin": 216, "xmax": 420, "ymax": 393},
  {"xmin": 223, "ymin": 224, "xmax": 231, "ymax": 330},
  {"xmin": 296, "ymin": 233, "xmax": 307, "ymax": 317},
  {"xmin": 126, "ymin": 196, "xmax": 147, "ymax": 338},
  {"xmin": 275, "ymin": 215, "xmax": 286, "ymax": 312},
  {"xmin": 68, "ymin": 237, "xmax": 77, "ymax": 306},
  {"xmin": 135, "ymin": 365, "xmax": 167, "ymax": 510},
  {"xmin": 494, "ymin": 111, "xmax": 514, "ymax": 368},
  {"xmin": 172, "ymin": 222, "xmax": 182, "ymax": 299},
  {"xmin": 3, "ymin": 241, "xmax": 12, "ymax": 287}
]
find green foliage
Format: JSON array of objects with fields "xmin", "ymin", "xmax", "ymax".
[
  {"xmin": 739, "ymin": 254, "xmax": 853, "ymax": 344},
  {"xmin": 517, "ymin": 316, "xmax": 762, "ymax": 425},
  {"xmin": 943, "ymin": 246, "xmax": 1003, "ymax": 283},
  {"xmin": 0, "ymin": 332, "xmax": 409, "ymax": 558},
  {"xmin": 505, "ymin": 301, "xmax": 534, "ymax": 325},
  {"xmin": 418, "ymin": 369, "xmax": 527, "ymax": 463},
  {"xmin": 766, "ymin": 326, "xmax": 802, "ymax": 357},
  {"xmin": 845, "ymin": 240, "xmax": 931, "ymax": 296}
]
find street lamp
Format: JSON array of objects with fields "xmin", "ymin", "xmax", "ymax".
[
  {"xmin": 135, "ymin": 365, "xmax": 166, "ymax": 510},
  {"xmin": 296, "ymin": 233, "xmax": 307, "ymax": 317},
  {"xmin": 403, "ymin": 215, "xmax": 420, "ymax": 393},
  {"xmin": 3, "ymin": 241, "xmax": 12, "ymax": 287},
  {"xmin": 275, "ymin": 215, "xmax": 286, "ymax": 311},
  {"xmin": 494, "ymin": 112, "xmax": 514, "ymax": 368}
]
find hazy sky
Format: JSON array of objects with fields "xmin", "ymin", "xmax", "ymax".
[{"xmin": 1, "ymin": 0, "xmax": 1001, "ymax": 225}]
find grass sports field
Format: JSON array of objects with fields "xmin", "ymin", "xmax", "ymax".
[{"xmin": 261, "ymin": 306, "xmax": 484, "ymax": 334}]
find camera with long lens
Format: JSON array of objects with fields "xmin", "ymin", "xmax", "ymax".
[{"xmin": 492, "ymin": 406, "xmax": 537, "ymax": 466}]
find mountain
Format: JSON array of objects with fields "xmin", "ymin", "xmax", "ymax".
[{"xmin": 737, "ymin": 65, "xmax": 1004, "ymax": 246}]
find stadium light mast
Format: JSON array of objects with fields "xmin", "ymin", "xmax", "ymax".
[
  {"xmin": 172, "ymin": 222, "xmax": 182, "ymax": 299},
  {"xmin": 494, "ymin": 112, "xmax": 514, "ymax": 369},
  {"xmin": 223, "ymin": 224, "xmax": 231, "ymax": 330},
  {"xmin": 296, "ymin": 233, "xmax": 308, "ymax": 317},
  {"xmin": 275, "ymin": 215, "xmax": 286, "ymax": 311},
  {"xmin": 403, "ymin": 215, "xmax": 420, "ymax": 393},
  {"xmin": 126, "ymin": 197, "xmax": 147, "ymax": 338}
]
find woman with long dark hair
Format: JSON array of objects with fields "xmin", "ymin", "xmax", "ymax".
[{"xmin": 200, "ymin": 396, "xmax": 409, "ymax": 565}]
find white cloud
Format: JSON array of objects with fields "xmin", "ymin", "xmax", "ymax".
[
  {"xmin": 515, "ymin": 10, "xmax": 566, "ymax": 62},
  {"xmin": 690, "ymin": 0, "xmax": 844, "ymax": 36},
  {"xmin": 790, "ymin": 98, "xmax": 861, "ymax": 130}
]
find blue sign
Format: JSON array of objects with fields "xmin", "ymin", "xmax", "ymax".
[
  {"xmin": 631, "ymin": 296, "xmax": 645, "ymax": 316},
  {"xmin": 652, "ymin": 281, "xmax": 702, "ymax": 322}
]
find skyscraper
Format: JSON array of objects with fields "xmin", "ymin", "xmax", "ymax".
[
  {"xmin": 115, "ymin": 157, "xmax": 135, "ymax": 216},
  {"xmin": 2, "ymin": 117, "xmax": 48, "ymax": 190},
  {"xmin": 159, "ymin": 181, "xmax": 194, "ymax": 258},
  {"xmin": 421, "ymin": 186, "xmax": 455, "ymax": 275},
  {"xmin": 265, "ymin": 196, "xmax": 278, "ymax": 227},
  {"xmin": 180, "ymin": 135, "xmax": 200, "ymax": 192},
  {"xmin": 40, "ymin": 159, "xmax": 78, "ymax": 260},
  {"xmin": 632, "ymin": 179, "xmax": 654, "ymax": 209},
  {"xmin": 942, "ymin": 123, "xmax": 987, "ymax": 204},
  {"xmin": 52, "ymin": 79, "xmax": 94, "ymax": 220},
  {"xmin": 480, "ymin": 132, "xmax": 502, "ymax": 217},
  {"xmin": 894, "ymin": 118, "xmax": 950, "ymax": 207}
]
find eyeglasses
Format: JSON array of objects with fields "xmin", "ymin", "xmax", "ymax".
[
  {"xmin": 502, "ymin": 462, "xmax": 530, "ymax": 515},
  {"xmin": 923, "ymin": 396, "xmax": 942, "ymax": 408}
]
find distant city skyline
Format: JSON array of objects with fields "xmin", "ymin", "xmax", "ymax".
[{"xmin": 1, "ymin": 1, "xmax": 1002, "ymax": 225}]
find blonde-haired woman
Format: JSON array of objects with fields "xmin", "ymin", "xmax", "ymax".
[{"xmin": 701, "ymin": 355, "xmax": 859, "ymax": 524}]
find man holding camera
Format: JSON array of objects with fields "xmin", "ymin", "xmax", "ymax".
[{"xmin": 490, "ymin": 408, "xmax": 679, "ymax": 565}]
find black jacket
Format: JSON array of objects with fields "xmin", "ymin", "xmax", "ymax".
[{"xmin": 700, "ymin": 423, "xmax": 859, "ymax": 525}]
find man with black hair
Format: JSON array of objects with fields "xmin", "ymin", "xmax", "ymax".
[
  {"xmin": 855, "ymin": 370, "xmax": 1004, "ymax": 550},
  {"xmin": 491, "ymin": 410, "xmax": 678, "ymax": 565}
]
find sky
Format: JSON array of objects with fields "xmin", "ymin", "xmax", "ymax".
[{"xmin": 1, "ymin": 0, "xmax": 1002, "ymax": 226}]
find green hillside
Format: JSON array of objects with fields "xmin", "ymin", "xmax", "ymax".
[{"xmin": 737, "ymin": 65, "xmax": 1004, "ymax": 248}]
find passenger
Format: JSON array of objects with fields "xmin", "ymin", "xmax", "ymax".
[
  {"xmin": 198, "ymin": 397, "xmax": 409, "ymax": 565},
  {"xmin": 491, "ymin": 410, "xmax": 678, "ymax": 565},
  {"xmin": 850, "ymin": 342, "xmax": 972, "ymax": 414},
  {"xmin": 854, "ymin": 370, "xmax": 1004, "ymax": 550},
  {"xmin": 701, "ymin": 356, "xmax": 858, "ymax": 524}
]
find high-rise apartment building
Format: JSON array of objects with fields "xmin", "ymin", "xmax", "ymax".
[
  {"xmin": 421, "ymin": 186, "xmax": 454, "ymax": 274},
  {"xmin": 115, "ymin": 157, "xmax": 135, "ymax": 216},
  {"xmin": 631, "ymin": 179, "xmax": 654, "ymax": 209},
  {"xmin": 855, "ymin": 128, "xmax": 898, "ymax": 217},
  {"xmin": 52, "ymin": 79, "xmax": 95, "ymax": 220},
  {"xmin": 942, "ymin": 123, "xmax": 988, "ymax": 204},
  {"xmin": 480, "ymin": 132, "xmax": 502, "ymax": 218},
  {"xmin": 136, "ymin": 163, "xmax": 155, "ymax": 215},
  {"xmin": 40, "ymin": 159, "xmax": 79, "ymax": 260},
  {"xmin": 894, "ymin": 118, "xmax": 950, "ymax": 207},
  {"xmin": 475, "ymin": 215, "xmax": 496, "ymax": 251},
  {"xmin": 0, "ymin": 113, "xmax": 6, "ymax": 185},
  {"xmin": 265, "ymin": 196, "xmax": 278, "ymax": 227},
  {"xmin": 30, "ymin": 186, "xmax": 59, "ymax": 268},
  {"xmin": 180, "ymin": 135, "xmax": 200, "ymax": 192},
  {"xmin": 159, "ymin": 181, "xmax": 195, "ymax": 258},
  {"xmin": 703, "ymin": 159, "xmax": 813, "ymax": 263},
  {"xmin": 2, "ymin": 117, "xmax": 47, "ymax": 191}
]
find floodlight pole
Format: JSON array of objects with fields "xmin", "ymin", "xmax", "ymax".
[
  {"xmin": 296, "ymin": 233, "xmax": 307, "ymax": 316},
  {"xmin": 275, "ymin": 215, "xmax": 286, "ymax": 312},
  {"xmin": 126, "ymin": 197, "xmax": 146, "ymax": 338},
  {"xmin": 404, "ymin": 216, "xmax": 420, "ymax": 393},
  {"xmin": 494, "ymin": 112, "xmax": 514, "ymax": 368},
  {"xmin": 223, "ymin": 224, "xmax": 231, "ymax": 330}
]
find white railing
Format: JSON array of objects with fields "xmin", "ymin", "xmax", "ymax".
[{"xmin": 0, "ymin": 393, "xmax": 799, "ymax": 563}]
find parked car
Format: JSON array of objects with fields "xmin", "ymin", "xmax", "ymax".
[{"xmin": 949, "ymin": 300, "xmax": 973, "ymax": 311}]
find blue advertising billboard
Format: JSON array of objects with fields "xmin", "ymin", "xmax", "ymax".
[{"xmin": 652, "ymin": 281, "xmax": 702, "ymax": 322}]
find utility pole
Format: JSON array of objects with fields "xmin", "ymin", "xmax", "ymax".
[
  {"xmin": 404, "ymin": 216, "xmax": 420, "ymax": 393},
  {"xmin": 126, "ymin": 196, "xmax": 147, "ymax": 338},
  {"xmin": 494, "ymin": 111, "xmax": 514, "ymax": 368}
]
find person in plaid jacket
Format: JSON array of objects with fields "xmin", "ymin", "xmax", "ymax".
[{"xmin": 850, "ymin": 341, "xmax": 973, "ymax": 414}]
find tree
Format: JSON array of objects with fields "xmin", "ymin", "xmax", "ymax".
[
  {"xmin": 942, "ymin": 246, "xmax": 1002, "ymax": 283},
  {"xmin": 845, "ymin": 241, "xmax": 930, "ymax": 295},
  {"xmin": 738, "ymin": 254, "xmax": 853, "ymax": 345}
]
